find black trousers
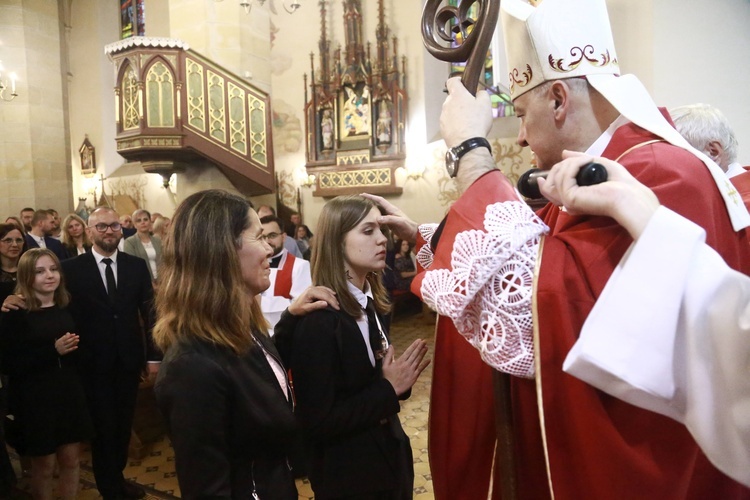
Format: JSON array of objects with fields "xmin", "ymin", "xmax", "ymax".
[{"xmin": 85, "ymin": 368, "xmax": 141, "ymax": 499}]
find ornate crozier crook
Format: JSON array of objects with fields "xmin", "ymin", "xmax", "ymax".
[
  {"xmin": 421, "ymin": 0, "xmax": 500, "ymax": 96},
  {"xmin": 421, "ymin": 2, "xmax": 519, "ymax": 498}
]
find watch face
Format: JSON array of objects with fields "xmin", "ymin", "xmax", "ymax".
[{"xmin": 445, "ymin": 149, "xmax": 459, "ymax": 177}]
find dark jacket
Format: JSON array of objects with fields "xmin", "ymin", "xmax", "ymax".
[
  {"xmin": 61, "ymin": 251, "xmax": 159, "ymax": 373},
  {"xmin": 61, "ymin": 243, "xmax": 91, "ymax": 261},
  {"xmin": 275, "ymin": 307, "xmax": 413, "ymax": 498},
  {"xmin": 154, "ymin": 333, "xmax": 297, "ymax": 500},
  {"xmin": 24, "ymin": 234, "xmax": 66, "ymax": 261}
]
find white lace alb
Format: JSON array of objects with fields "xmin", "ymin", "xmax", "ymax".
[{"xmin": 419, "ymin": 201, "xmax": 548, "ymax": 378}]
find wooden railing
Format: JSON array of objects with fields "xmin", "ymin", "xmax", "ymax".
[{"xmin": 105, "ymin": 37, "xmax": 274, "ymax": 195}]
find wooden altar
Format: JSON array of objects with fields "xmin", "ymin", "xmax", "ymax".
[{"xmin": 303, "ymin": 0, "xmax": 408, "ymax": 197}]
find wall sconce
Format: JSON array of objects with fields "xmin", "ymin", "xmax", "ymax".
[
  {"xmin": 404, "ymin": 162, "xmax": 426, "ymax": 180},
  {"xmin": 0, "ymin": 61, "xmax": 18, "ymax": 102},
  {"xmin": 295, "ymin": 166, "xmax": 316, "ymax": 188},
  {"xmin": 81, "ymin": 175, "xmax": 101, "ymax": 207},
  {"xmin": 217, "ymin": 0, "xmax": 301, "ymax": 15}
]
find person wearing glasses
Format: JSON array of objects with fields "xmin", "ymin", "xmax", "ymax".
[
  {"xmin": 153, "ymin": 190, "xmax": 338, "ymax": 498},
  {"xmin": 123, "ymin": 209, "xmax": 163, "ymax": 283},
  {"xmin": 3, "ymin": 207, "xmax": 159, "ymax": 499},
  {"xmin": 259, "ymin": 215, "xmax": 312, "ymax": 336},
  {"xmin": 0, "ymin": 225, "xmax": 23, "ymax": 500},
  {"xmin": 0, "ymin": 224, "xmax": 25, "ymax": 305}
]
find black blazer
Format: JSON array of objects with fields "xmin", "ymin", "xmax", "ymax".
[
  {"xmin": 154, "ymin": 333, "xmax": 297, "ymax": 500},
  {"xmin": 61, "ymin": 251, "xmax": 159, "ymax": 374},
  {"xmin": 276, "ymin": 307, "xmax": 412, "ymax": 498},
  {"xmin": 24, "ymin": 234, "xmax": 66, "ymax": 261}
]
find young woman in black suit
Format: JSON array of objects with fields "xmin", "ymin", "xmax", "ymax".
[
  {"xmin": 153, "ymin": 190, "xmax": 335, "ymax": 499},
  {"xmin": 282, "ymin": 195, "xmax": 430, "ymax": 499}
]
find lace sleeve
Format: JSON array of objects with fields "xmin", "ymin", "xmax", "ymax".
[
  {"xmin": 415, "ymin": 223, "xmax": 439, "ymax": 270},
  {"xmin": 420, "ymin": 201, "xmax": 548, "ymax": 378}
]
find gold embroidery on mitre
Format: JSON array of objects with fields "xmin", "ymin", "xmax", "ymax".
[
  {"xmin": 509, "ymin": 64, "xmax": 534, "ymax": 93},
  {"xmin": 548, "ymin": 45, "xmax": 619, "ymax": 73}
]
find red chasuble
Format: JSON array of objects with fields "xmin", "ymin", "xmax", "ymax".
[{"xmin": 414, "ymin": 120, "xmax": 750, "ymax": 499}]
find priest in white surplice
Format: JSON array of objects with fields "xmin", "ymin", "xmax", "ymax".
[
  {"xmin": 539, "ymin": 154, "xmax": 750, "ymax": 488},
  {"xmin": 259, "ymin": 215, "xmax": 312, "ymax": 336}
]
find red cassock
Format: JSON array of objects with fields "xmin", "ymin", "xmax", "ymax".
[{"xmin": 413, "ymin": 120, "xmax": 750, "ymax": 499}]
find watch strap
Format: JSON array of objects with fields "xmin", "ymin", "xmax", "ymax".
[{"xmin": 453, "ymin": 137, "xmax": 492, "ymax": 159}]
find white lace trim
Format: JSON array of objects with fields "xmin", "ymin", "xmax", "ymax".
[
  {"xmin": 104, "ymin": 37, "xmax": 189, "ymax": 55},
  {"xmin": 420, "ymin": 201, "xmax": 548, "ymax": 378},
  {"xmin": 416, "ymin": 223, "xmax": 439, "ymax": 270}
]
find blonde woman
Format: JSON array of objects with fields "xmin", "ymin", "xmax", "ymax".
[
  {"xmin": 123, "ymin": 209, "xmax": 162, "ymax": 281},
  {"xmin": 60, "ymin": 214, "xmax": 92, "ymax": 259},
  {"xmin": 152, "ymin": 216, "xmax": 171, "ymax": 241},
  {"xmin": 0, "ymin": 249, "xmax": 93, "ymax": 500}
]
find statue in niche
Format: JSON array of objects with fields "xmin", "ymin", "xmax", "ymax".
[
  {"xmin": 342, "ymin": 85, "xmax": 370, "ymax": 137},
  {"xmin": 376, "ymin": 103, "xmax": 392, "ymax": 146},
  {"xmin": 320, "ymin": 108, "xmax": 334, "ymax": 150}
]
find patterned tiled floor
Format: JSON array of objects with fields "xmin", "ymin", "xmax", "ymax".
[{"xmin": 10, "ymin": 307, "xmax": 437, "ymax": 499}]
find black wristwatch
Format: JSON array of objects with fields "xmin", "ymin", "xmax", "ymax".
[{"xmin": 445, "ymin": 137, "xmax": 492, "ymax": 178}]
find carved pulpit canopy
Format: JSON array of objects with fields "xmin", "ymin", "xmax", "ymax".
[{"xmin": 303, "ymin": 0, "xmax": 407, "ymax": 196}]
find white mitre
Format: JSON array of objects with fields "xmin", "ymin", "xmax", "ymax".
[{"xmin": 501, "ymin": 0, "xmax": 750, "ymax": 231}]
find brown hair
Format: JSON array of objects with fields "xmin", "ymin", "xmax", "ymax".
[
  {"xmin": 15, "ymin": 248, "xmax": 70, "ymax": 311},
  {"xmin": 4, "ymin": 217, "xmax": 26, "ymax": 235},
  {"xmin": 61, "ymin": 213, "xmax": 92, "ymax": 252},
  {"xmin": 311, "ymin": 195, "xmax": 391, "ymax": 318},
  {"xmin": 153, "ymin": 190, "xmax": 267, "ymax": 354}
]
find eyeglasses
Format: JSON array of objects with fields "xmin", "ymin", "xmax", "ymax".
[
  {"xmin": 89, "ymin": 222, "xmax": 122, "ymax": 233},
  {"xmin": 261, "ymin": 232, "xmax": 281, "ymax": 240},
  {"xmin": 0, "ymin": 238, "xmax": 24, "ymax": 246}
]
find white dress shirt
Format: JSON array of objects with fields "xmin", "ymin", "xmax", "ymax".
[
  {"xmin": 91, "ymin": 247, "xmax": 119, "ymax": 293},
  {"xmin": 348, "ymin": 281, "xmax": 388, "ymax": 368}
]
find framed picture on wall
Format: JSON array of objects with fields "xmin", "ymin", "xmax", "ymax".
[{"xmin": 79, "ymin": 136, "xmax": 96, "ymax": 176}]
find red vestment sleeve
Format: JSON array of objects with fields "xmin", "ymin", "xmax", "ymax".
[{"xmin": 412, "ymin": 171, "xmax": 520, "ymax": 500}]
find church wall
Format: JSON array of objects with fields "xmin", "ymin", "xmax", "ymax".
[
  {"xmin": 652, "ymin": 0, "xmax": 750, "ymax": 165},
  {"xmin": 0, "ymin": 0, "xmax": 72, "ymax": 217}
]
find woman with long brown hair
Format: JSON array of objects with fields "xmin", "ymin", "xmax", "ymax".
[
  {"xmin": 153, "ymin": 189, "xmax": 299, "ymax": 499},
  {"xmin": 0, "ymin": 248, "xmax": 93, "ymax": 499},
  {"xmin": 278, "ymin": 195, "xmax": 430, "ymax": 499}
]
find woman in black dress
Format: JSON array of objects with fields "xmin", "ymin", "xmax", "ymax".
[
  {"xmin": 0, "ymin": 248, "xmax": 93, "ymax": 500},
  {"xmin": 279, "ymin": 195, "xmax": 430, "ymax": 499}
]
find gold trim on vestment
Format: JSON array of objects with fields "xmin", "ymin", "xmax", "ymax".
[
  {"xmin": 532, "ymin": 235, "xmax": 555, "ymax": 500},
  {"xmin": 614, "ymin": 139, "xmax": 663, "ymax": 162},
  {"xmin": 531, "ymin": 138, "xmax": 663, "ymax": 498}
]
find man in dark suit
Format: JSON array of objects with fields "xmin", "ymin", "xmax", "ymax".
[
  {"xmin": 24, "ymin": 209, "xmax": 66, "ymax": 260},
  {"xmin": 62, "ymin": 207, "xmax": 160, "ymax": 499}
]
